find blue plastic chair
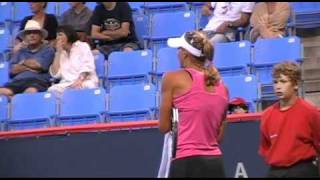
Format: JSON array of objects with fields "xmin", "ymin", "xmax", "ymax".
[
  {"xmin": 187, "ymin": 2, "xmax": 206, "ymax": 30},
  {"xmin": 46, "ymin": 2, "xmax": 57, "ymax": 15},
  {"xmin": 145, "ymin": 11, "xmax": 195, "ymax": 41},
  {"xmin": 94, "ymin": 52, "xmax": 106, "ymax": 87},
  {"xmin": 107, "ymin": 83, "xmax": 157, "ymax": 122},
  {"xmin": 13, "ymin": 2, "xmax": 32, "ymax": 22},
  {"xmin": 129, "ymin": 2, "xmax": 145, "ymax": 13},
  {"xmin": 57, "ymin": 2, "xmax": 70, "ymax": 16},
  {"xmin": 0, "ymin": 95, "xmax": 8, "ymax": 131},
  {"xmin": 151, "ymin": 47, "xmax": 180, "ymax": 89},
  {"xmin": 290, "ymin": 2, "xmax": 320, "ymax": 29},
  {"xmin": 253, "ymin": 36, "xmax": 302, "ymax": 84},
  {"xmin": 8, "ymin": 92, "xmax": 57, "ymax": 131},
  {"xmin": 141, "ymin": 2, "xmax": 187, "ymax": 14},
  {"xmin": 0, "ymin": 26, "xmax": 11, "ymax": 53},
  {"xmin": 0, "ymin": 61, "xmax": 9, "ymax": 86},
  {"xmin": 155, "ymin": 47, "xmax": 180, "ymax": 75},
  {"xmin": 57, "ymin": 88, "xmax": 107, "ymax": 126},
  {"xmin": 143, "ymin": 11, "xmax": 196, "ymax": 51},
  {"xmin": 0, "ymin": 2, "xmax": 13, "ymax": 24},
  {"xmin": 107, "ymin": 50, "xmax": 153, "ymax": 87},
  {"xmin": 132, "ymin": 13, "xmax": 149, "ymax": 49},
  {"xmin": 222, "ymin": 75, "xmax": 259, "ymax": 112},
  {"xmin": 214, "ymin": 40, "xmax": 252, "ymax": 77}
]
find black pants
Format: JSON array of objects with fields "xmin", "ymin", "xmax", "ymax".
[
  {"xmin": 267, "ymin": 158, "xmax": 319, "ymax": 178},
  {"xmin": 169, "ymin": 155, "xmax": 225, "ymax": 178},
  {"xmin": 4, "ymin": 78, "xmax": 50, "ymax": 94}
]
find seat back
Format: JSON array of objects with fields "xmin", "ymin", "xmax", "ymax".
[
  {"xmin": 108, "ymin": 50, "xmax": 153, "ymax": 86},
  {"xmin": 214, "ymin": 40, "xmax": 252, "ymax": 76},
  {"xmin": 9, "ymin": 92, "xmax": 57, "ymax": 130},
  {"xmin": 150, "ymin": 11, "xmax": 196, "ymax": 40},
  {"xmin": 0, "ymin": 61, "xmax": 9, "ymax": 86},
  {"xmin": 59, "ymin": 88, "xmax": 106, "ymax": 125},
  {"xmin": 108, "ymin": 83, "xmax": 157, "ymax": 121},
  {"xmin": 223, "ymin": 75, "xmax": 258, "ymax": 112},
  {"xmin": 253, "ymin": 36, "xmax": 302, "ymax": 83}
]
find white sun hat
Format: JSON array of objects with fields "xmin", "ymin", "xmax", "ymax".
[
  {"xmin": 17, "ymin": 20, "xmax": 48, "ymax": 39},
  {"xmin": 167, "ymin": 32, "xmax": 204, "ymax": 57}
]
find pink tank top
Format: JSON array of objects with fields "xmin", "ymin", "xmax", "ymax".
[{"xmin": 173, "ymin": 68, "xmax": 229, "ymax": 159}]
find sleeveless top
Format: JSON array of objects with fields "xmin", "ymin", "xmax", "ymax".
[{"xmin": 173, "ymin": 68, "xmax": 229, "ymax": 159}]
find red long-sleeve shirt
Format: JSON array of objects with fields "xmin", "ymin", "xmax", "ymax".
[{"xmin": 259, "ymin": 98, "xmax": 320, "ymax": 167}]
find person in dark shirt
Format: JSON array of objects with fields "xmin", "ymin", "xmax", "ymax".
[
  {"xmin": 0, "ymin": 20, "xmax": 55, "ymax": 97},
  {"xmin": 259, "ymin": 61, "xmax": 320, "ymax": 178},
  {"xmin": 90, "ymin": 2, "xmax": 140, "ymax": 58},
  {"xmin": 13, "ymin": 2, "xmax": 58, "ymax": 53}
]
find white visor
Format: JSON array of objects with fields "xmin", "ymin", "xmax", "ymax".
[{"xmin": 167, "ymin": 33, "xmax": 204, "ymax": 57}]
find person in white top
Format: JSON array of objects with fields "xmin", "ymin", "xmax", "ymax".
[
  {"xmin": 48, "ymin": 25, "xmax": 99, "ymax": 95},
  {"xmin": 202, "ymin": 2, "xmax": 255, "ymax": 44}
]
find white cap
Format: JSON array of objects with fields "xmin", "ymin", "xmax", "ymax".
[{"xmin": 167, "ymin": 33, "xmax": 204, "ymax": 57}]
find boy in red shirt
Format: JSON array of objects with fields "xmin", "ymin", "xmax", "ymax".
[{"xmin": 259, "ymin": 61, "xmax": 320, "ymax": 178}]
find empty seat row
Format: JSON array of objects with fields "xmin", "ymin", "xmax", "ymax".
[
  {"xmin": 0, "ymin": 84, "xmax": 158, "ymax": 131},
  {"xmin": 0, "ymin": 73, "xmax": 262, "ymax": 132}
]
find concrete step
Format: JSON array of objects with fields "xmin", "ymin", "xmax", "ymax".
[
  {"xmin": 304, "ymin": 92, "xmax": 320, "ymax": 107},
  {"xmin": 302, "ymin": 57, "xmax": 320, "ymax": 80},
  {"xmin": 302, "ymin": 80, "xmax": 320, "ymax": 93},
  {"xmin": 303, "ymin": 46, "xmax": 320, "ymax": 58},
  {"xmin": 303, "ymin": 69, "xmax": 320, "ymax": 80}
]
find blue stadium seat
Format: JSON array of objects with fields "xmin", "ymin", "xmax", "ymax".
[
  {"xmin": 253, "ymin": 36, "xmax": 302, "ymax": 84},
  {"xmin": 0, "ymin": 95, "xmax": 8, "ymax": 131},
  {"xmin": 152, "ymin": 47, "xmax": 180, "ymax": 89},
  {"xmin": 187, "ymin": 2, "xmax": 206, "ymax": 29},
  {"xmin": 107, "ymin": 83, "xmax": 157, "ymax": 122},
  {"xmin": 0, "ymin": 25, "xmax": 11, "ymax": 53},
  {"xmin": 129, "ymin": 2, "xmax": 144, "ymax": 13},
  {"xmin": 107, "ymin": 50, "xmax": 153, "ymax": 87},
  {"xmin": 141, "ymin": 2, "xmax": 187, "ymax": 14},
  {"xmin": 0, "ymin": 61, "xmax": 9, "ymax": 86},
  {"xmin": 214, "ymin": 40, "xmax": 252, "ymax": 77},
  {"xmin": 57, "ymin": 2, "xmax": 69, "ymax": 16},
  {"xmin": 13, "ymin": 2, "xmax": 56, "ymax": 22},
  {"xmin": 155, "ymin": 47, "xmax": 180, "ymax": 76},
  {"xmin": 94, "ymin": 52, "xmax": 106, "ymax": 87},
  {"xmin": 132, "ymin": 13, "xmax": 149, "ymax": 49},
  {"xmin": 8, "ymin": 92, "xmax": 57, "ymax": 131},
  {"xmin": 222, "ymin": 75, "xmax": 259, "ymax": 112},
  {"xmin": 0, "ymin": 2, "xmax": 13, "ymax": 24},
  {"xmin": 290, "ymin": 2, "xmax": 320, "ymax": 29},
  {"xmin": 143, "ymin": 11, "xmax": 196, "ymax": 51},
  {"xmin": 46, "ymin": 2, "xmax": 57, "ymax": 15},
  {"xmin": 13, "ymin": 2, "xmax": 32, "ymax": 22},
  {"xmin": 145, "ymin": 11, "xmax": 195, "ymax": 40},
  {"xmin": 57, "ymin": 88, "xmax": 107, "ymax": 126},
  {"xmin": 86, "ymin": 2, "xmax": 97, "ymax": 11}
]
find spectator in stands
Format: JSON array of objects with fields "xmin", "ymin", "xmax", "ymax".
[
  {"xmin": 0, "ymin": 20, "xmax": 54, "ymax": 97},
  {"xmin": 14, "ymin": 2, "xmax": 58, "ymax": 48},
  {"xmin": 259, "ymin": 61, "xmax": 320, "ymax": 178},
  {"xmin": 90, "ymin": 2, "xmax": 140, "ymax": 58},
  {"xmin": 48, "ymin": 25, "xmax": 98, "ymax": 95},
  {"xmin": 159, "ymin": 31, "xmax": 229, "ymax": 177},
  {"xmin": 60, "ymin": 2, "xmax": 93, "ymax": 43},
  {"xmin": 201, "ymin": 2, "xmax": 255, "ymax": 44},
  {"xmin": 228, "ymin": 97, "xmax": 249, "ymax": 114},
  {"xmin": 249, "ymin": 2, "xmax": 291, "ymax": 42}
]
